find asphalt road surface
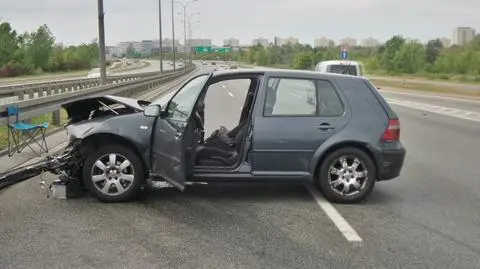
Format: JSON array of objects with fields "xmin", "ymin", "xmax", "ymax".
[{"xmin": 1, "ymin": 79, "xmax": 480, "ymax": 269}]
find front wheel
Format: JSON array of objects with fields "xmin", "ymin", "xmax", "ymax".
[
  {"xmin": 316, "ymin": 147, "xmax": 376, "ymax": 204},
  {"xmin": 82, "ymin": 145, "xmax": 145, "ymax": 203}
]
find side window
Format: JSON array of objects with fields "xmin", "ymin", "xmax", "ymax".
[
  {"xmin": 166, "ymin": 74, "xmax": 208, "ymax": 121},
  {"xmin": 264, "ymin": 78, "xmax": 317, "ymax": 116},
  {"xmin": 316, "ymin": 80, "xmax": 344, "ymax": 116}
]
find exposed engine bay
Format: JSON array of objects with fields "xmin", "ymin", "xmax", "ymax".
[
  {"xmin": 0, "ymin": 95, "xmax": 153, "ymax": 197},
  {"xmin": 63, "ymin": 95, "xmax": 151, "ymax": 124}
]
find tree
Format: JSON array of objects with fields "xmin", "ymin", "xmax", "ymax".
[
  {"xmin": 380, "ymin": 35, "xmax": 406, "ymax": 72},
  {"xmin": 292, "ymin": 52, "xmax": 313, "ymax": 69},
  {"xmin": 23, "ymin": 24, "xmax": 55, "ymax": 71},
  {"xmin": 392, "ymin": 41, "xmax": 426, "ymax": 73},
  {"xmin": 426, "ymin": 39, "xmax": 443, "ymax": 64},
  {"xmin": 0, "ymin": 22, "xmax": 19, "ymax": 66}
]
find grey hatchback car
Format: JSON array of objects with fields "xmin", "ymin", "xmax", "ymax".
[{"xmin": 59, "ymin": 68, "xmax": 406, "ymax": 203}]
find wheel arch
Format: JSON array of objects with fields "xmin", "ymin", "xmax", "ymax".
[
  {"xmin": 312, "ymin": 141, "xmax": 379, "ymax": 181},
  {"xmin": 80, "ymin": 133, "xmax": 149, "ymax": 177}
]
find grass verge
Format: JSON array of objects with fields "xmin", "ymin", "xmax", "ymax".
[
  {"xmin": 371, "ymin": 79, "xmax": 480, "ymax": 97},
  {"xmin": 0, "ymin": 109, "xmax": 69, "ymax": 151}
]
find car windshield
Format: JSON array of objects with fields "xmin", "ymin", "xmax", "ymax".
[
  {"xmin": 327, "ymin": 64, "xmax": 358, "ymax": 75},
  {"xmin": 152, "ymin": 74, "xmax": 208, "ymax": 112}
]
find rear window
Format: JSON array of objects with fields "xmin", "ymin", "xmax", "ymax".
[{"xmin": 327, "ymin": 65, "xmax": 358, "ymax": 76}]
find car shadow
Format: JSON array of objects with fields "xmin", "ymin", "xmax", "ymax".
[{"xmin": 136, "ymin": 183, "xmax": 313, "ymax": 204}]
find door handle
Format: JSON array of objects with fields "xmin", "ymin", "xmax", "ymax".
[{"xmin": 317, "ymin": 123, "xmax": 335, "ymax": 131}]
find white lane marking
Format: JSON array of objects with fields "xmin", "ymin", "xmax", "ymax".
[
  {"xmin": 305, "ymin": 184, "xmax": 363, "ymax": 243},
  {"xmin": 386, "ymin": 98, "xmax": 480, "ymax": 122},
  {"xmin": 379, "ymin": 89, "xmax": 480, "ymax": 104},
  {"xmin": 220, "ymin": 83, "xmax": 234, "ymax": 97},
  {"xmin": 290, "ymin": 93, "xmax": 302, "ymax": 99}
]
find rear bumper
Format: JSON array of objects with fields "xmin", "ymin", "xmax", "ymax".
[{"xmin": 376, "ymin": 146, "xmax": 406, "ymax": 181}]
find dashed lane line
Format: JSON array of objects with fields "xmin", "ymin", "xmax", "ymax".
[
  {"xmin": 386, "ymin": 98, "xmax": 480, "ymax": 122},
  {"xmin": 305, "ymin": 183, "xmax": 363, "ymax": 243}
]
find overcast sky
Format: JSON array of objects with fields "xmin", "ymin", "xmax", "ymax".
[{"xmin": 1, "ymin": 0, "xmax": 479, "ymax": 46}]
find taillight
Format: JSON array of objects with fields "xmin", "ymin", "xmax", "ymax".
[{"xmin": 382, "ymin": 119, "xmax": 400, "ymax": 141}]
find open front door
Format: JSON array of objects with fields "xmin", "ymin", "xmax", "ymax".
[{"xmin": 150, "ymin": 73, "xmax": 211, "ymax": 190}]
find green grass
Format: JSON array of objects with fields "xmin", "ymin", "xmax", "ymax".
[
  {"xmin": 0, "ymin": 109, "xmax": 69, "ymax": 151},
  {"xmin": 371, "ymin": 79, "xmax": 480, "ymax": 97}
]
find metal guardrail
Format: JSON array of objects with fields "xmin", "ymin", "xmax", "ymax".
[
  {"xmin": 0, "ymin": 65, "xmax": 196, "ymax": 126},
  {"xmin": 0, "ymin": 68, "xmax": 175, "ymax": 102}
]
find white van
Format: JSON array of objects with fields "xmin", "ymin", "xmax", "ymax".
[{"xmin": 314, "ymin": 60, "xmax": 365, "ymax": 76}]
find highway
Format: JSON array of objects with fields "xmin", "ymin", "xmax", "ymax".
[
  {"xmin": 0, "ymin": 60, "xmax": 184, "ymax": 86},
  {"xmin": 0, "ymin": 74, "xmax": 480, "ymax": 268}
]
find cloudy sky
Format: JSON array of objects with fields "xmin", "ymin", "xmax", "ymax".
[{"xmin": 1, "ymin": 0, "xmax": 479, "ymax": 46}]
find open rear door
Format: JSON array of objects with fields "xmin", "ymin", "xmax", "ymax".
[{"xmin": 150, "ymin": 73, "xmax": 212, "ymax": 190}]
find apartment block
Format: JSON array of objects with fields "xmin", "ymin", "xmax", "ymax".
[
  {"xmin": 361, "ymin": 37, "xmax": 380, "ymax": 47},
  {"xmin": 224, "ymin": 38, "xmax": 240, "ymax": 47},
  {"xmin": 274, "ymin": 36, "xmax": 299, "ymax": 46},
  {"xmin": 252, "ymin": 38, "xmax": 269, "ymax": 46},
  {"xmin": 452, "ymin": 27, "xmax": 476, "ymax": 46},
  {"xmin": 340, "ymin": 37, "xmax": 357, "ymax": 47},
  {"xmin": 314, "ymin": 37, "xmax": 335, "ymax": 48}
]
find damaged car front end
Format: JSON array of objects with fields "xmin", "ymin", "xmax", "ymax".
[{"xmin": 0, "ymin": 95, "xmax": 155, "ymax": 199}]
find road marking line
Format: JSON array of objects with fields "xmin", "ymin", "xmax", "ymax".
[
  {"xmin": 305, "ymin": 184, "xmax": 363, "ymax": 243},
  {"xmin": 290, "ymin": 93, "xmax": 302, "ymax": 99},
  {"xmin": 386, "ymin": 98, "xmax": 480, "ymax": 122},
  {"xmin": 379, "ymin": 89, "xmax": 480, "ymax": 104}
]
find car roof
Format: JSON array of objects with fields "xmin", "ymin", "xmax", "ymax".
[
  {"xmin": 316, "ymin": 60, "xmax": 362, "ymax": 66},
  {"xmin": 198, "ymin": 67, "xmax": 366, "ymax": 80}
]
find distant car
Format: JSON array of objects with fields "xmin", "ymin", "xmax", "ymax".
[
  {"xmin": 87, "ymin": 68, "xmax": 109, "ymax": 78},
  {"xmin": 314, "ymin": 60, "xmax": 365, "ymax": 76},
  {"xmin": 57, "ymin": 68, "xmax": 406, "ymax": 204}
]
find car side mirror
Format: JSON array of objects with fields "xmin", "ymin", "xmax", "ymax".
[{"xmin": 143, "ymin": 104, "xmax": 161, "ymax": 117}]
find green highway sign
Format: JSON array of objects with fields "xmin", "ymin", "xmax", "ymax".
[
  {"xmin": 195, "ymin": 46, "xmax": 232, "ymax": 53},
  {"xmin": 195, "ymin": 46, "xmax": 212, "ymax": 53},
  {"xmin": 213, "ymin": 47, "xmax": 232, "ymax": 53}
]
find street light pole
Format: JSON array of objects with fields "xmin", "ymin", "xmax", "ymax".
[
  {"xmin": 172, "ymin": 0, "xmax": 198, "ymax": 69},
  {"xmin": 183, "ymin": 9, "xmax": 187, "ymax": 67},
  {"xmin": 158, "ymin": 0, "xmax": 163, "ymax": 73},
  {"xmin": 171, "ymin": 0, "xmax": 176, "ymax": 71},
  {"xmin": 97, "ymin": 0, "xmax": 107, "ymax": 85}
]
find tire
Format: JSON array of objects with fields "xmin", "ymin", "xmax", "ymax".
[
  {"xmin": 316, "ymin": 147, "xmax": 376, "ymax": 204},
  {"xmin": 82, "ymin": 145, "xmax": 145, "ymax": 203}
]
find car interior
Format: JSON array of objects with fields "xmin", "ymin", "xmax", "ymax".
[{"xmin": 192, "ymin": 77, "xmax": 259, "ymax": 168}]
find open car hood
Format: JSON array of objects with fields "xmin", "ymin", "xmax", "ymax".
[{"xmin": 61, "ymin": 95, "xmax": 151, "ymax": 122}]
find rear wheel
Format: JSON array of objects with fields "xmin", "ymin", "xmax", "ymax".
[
  {"xmin": 316, "ymin": 147, "xmax": 376, "ymax": 203},
  {"xmin": 82, "ymin": 145, "xmax": 145, "ymax": 203}
]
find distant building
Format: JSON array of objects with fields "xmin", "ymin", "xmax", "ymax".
[
  {"xmin": 340, "ymin": 38, "xmax": 357, "ymax": 47},
  {"xmin": 132, "ymin": 40, "xmax": 153, "ymax": 55},
  {"xmin": 452, "ymin": 27, "xmax": 476, "ymax": 46},
  {"xmin": 252, "ymin": 38, "xmax": 269, "ymax": 46},
  {"xmin": 274, "ymin": 36, "xmax": 299, "ymax": 46},
  {"xmin": 116, "ymin": 41, "xmax": 133, "ymax": 56},
  {"xmin": 223, "ymin": 38, "xmax": 240, "ymax": 47},
  {"xmin": 188, "ymin": 38, "xmax": 212, "ymax": 47},
  {"xmin": 314, "ymin": 37, "xmax": 335, "ymax": 48},
  {"xmin": 439, "ymin": 37, "xmax": 452, "ymax": 48},
  {"xmin": 361, "ymin": 37, "xmax": 380, "ymax": 47}
]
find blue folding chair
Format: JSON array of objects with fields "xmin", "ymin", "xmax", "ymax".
[{"xmin": 6, "ymin": 105, "xmax": 49, "ymax": 157}]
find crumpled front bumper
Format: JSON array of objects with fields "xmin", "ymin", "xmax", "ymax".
[{"xmin": 0, "ymin": 140, "xmax": 81, "ymax": 192}]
